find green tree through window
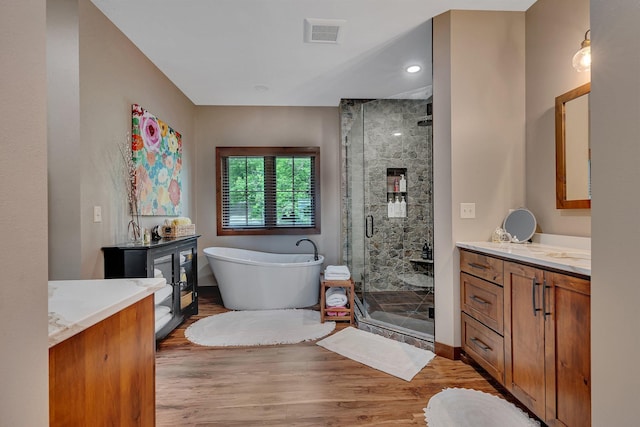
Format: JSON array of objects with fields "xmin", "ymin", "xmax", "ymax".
[{"xmin": 216, "ymin": 147, "xmax": 320, "ymax": 236}]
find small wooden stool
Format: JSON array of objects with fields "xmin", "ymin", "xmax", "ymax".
[{"xmin": 320, "ymin": 277, "xmax": 355, "ymax": 324}]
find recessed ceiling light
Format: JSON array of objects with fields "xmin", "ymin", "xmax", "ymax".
[
  {"xmin": 406, "ymin": 65, "xmax": 421, "ymax": 73},
  {"xmin": 393, "ymin": 132, "xmax": 402, "ymax": 136}
]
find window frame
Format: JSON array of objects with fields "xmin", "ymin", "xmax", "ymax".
[{"xmin": 215, "ymin": 146, "xmax": 321, "ymax": 236}]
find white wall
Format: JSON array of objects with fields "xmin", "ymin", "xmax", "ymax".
[
  {"xmin": 433, "ymin": 10, "xmax": 525, "ymax": 349},
  {"xmin": 194, "ymin": 106, "xmax": 341, "ymax": 286},
  {"xmin": 0, "ymin": 0, "xmax": 49, "ymax": 425},
  {"xmin": 526, "ymin": 0, "xmax": 590, "ymax": 237},
  {"xmin": 591, "ymin": 1, "xmax": 640, "ymax": 424}
]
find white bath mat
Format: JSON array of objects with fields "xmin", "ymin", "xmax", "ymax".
[
  {"xmin": 316, "ymin": 327, "xmax": 435, "ymax": 381},
  {"xmin": 424, "ymin": 388, "xmax": 540, "ymax": 427},
  {"xmin": 185, "ymin": 309, "xmax": 335, "ymax": 347}
]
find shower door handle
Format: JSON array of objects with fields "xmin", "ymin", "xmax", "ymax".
[{"xmin": 365, "ymin": 215, "xmax": 374, "ymax": 238}]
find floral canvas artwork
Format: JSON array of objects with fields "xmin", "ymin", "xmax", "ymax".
[{"xmin": 131, "ymin": 104, "xmax": 182, "ymax": 215}]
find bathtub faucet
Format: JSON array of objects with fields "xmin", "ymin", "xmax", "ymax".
[{"xmin": 296, "ymin": 238, "xmax": 318, "ymax": 261}]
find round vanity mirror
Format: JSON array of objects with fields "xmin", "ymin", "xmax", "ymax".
[{"xmin": 503, "ymin": 208, "xmax": 537, "ymax": 243}]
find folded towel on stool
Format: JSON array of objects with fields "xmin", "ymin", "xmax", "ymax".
[
  {"xmin": 324, "ymin": 265, "xmax": 351, "ymax": 280},
  {"xmin": 325, "ymin": 287, "xmax": 348, "ymax": 305},
  {"xmin": 325, "ymin": 287, "xmax": 348, "ymax": 316},
  {"xmin": 327, "ymin": 294, "xmax": 348, "ymax": 307},
  {"xmin": 326, "ymin": 288, "xmax": 348, "ymax": 307}
]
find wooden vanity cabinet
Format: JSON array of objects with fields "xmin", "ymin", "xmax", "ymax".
[
  {"xmin": 460, "ymin": 249, "xmax": 591, "ymax": 427},
  {"xmin": 50, "ymin": 295, "xmax": 156, "ymax": 426},
  {"xmin": 460, "ymin": 251, "xmax": 505, "ymax": 385},
  {"xmin": 503, "ymin": 260, "xmax": 591, "ymax": 426},
  {"xmin": 503, "ymin": 262, "xmax": 546, "ymax": 417},
  {"xmin": 544, "ymin": 272, "xmax": 591, "ymax": 427}
]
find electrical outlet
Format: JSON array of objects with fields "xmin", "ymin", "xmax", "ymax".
[
  {"xmin": 93, "ymin": 206, "xmax": 102, "ymax": 223},
  {"xmin": 460, "ymin": 202, "xmax": 476, "ymax": 219}
]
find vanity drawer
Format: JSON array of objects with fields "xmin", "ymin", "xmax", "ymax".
[
  {"xmin": 461, "ymin": 272, "xmax": 504, "ymax": 334},
  {"xmin": 460, "ymin": 250, "xmax": 503, "ymax": 285},
  {"xmin": 462, "ymin": 312, "xmax": 505, "ymax": 385}
]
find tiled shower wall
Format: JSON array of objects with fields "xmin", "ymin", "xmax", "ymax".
[{"xmin": 340, "ymin": 99, "xmax": 434, "ymax": 292}]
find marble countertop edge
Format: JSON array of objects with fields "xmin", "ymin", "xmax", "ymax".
[
  {"xmin": 48, "ymin": 278, "xmax": 166, "ymax": 348},
  {"xmin": 456, "ymin": 241, "xmax": 591, "ymax": 277}
]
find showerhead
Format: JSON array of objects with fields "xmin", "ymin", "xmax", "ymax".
[{"xmin": 418, "ymin": 102, "xmax": 433, "ymax": 127}]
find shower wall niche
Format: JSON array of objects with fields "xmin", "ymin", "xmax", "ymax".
[
  {"xmin": 341, "ymin": 98, "xmax": 433, "ymax": 294},
  {"xmin": 387, "ymin": 167, "xmax": 407, "ymax": 218}
]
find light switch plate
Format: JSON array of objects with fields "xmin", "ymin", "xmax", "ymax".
[
  {"xmin": 93, "ymin": 206, "xmax": 102, "ymax": 223},
  {"xmin": 460, "ymin": 203, "xmax": 476, "ymax": 219}
]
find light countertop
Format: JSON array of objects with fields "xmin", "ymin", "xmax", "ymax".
[
  {"xmin": 48, "ymin": 278, "xmax": 166, "ymax": 348},
  {"xmin": 456, "ymin": 241, "xmax": 591, "ymax": 277}
]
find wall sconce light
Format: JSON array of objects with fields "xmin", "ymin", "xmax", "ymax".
[{"xmin": 572, "ymin": 29, "xmax": 591, "ymax": 72}]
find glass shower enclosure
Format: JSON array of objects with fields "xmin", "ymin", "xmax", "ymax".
[{"xmin": 345, "ymin": 98, "xmax": 434, "ymax": 341}]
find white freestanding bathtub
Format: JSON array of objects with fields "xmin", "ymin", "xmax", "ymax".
[{"xmin": 203, "ymin": 247, "xmax": 324, "ymax": 310}]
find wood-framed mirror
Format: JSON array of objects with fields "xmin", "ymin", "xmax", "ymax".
[{"xmin": 555, "ymin": 82, "xmax": 591, "ymax": 209}]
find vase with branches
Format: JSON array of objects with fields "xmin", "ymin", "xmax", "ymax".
[{"xmin": 118, "ymin": 134, "xmax": 141, "ymax": 242}]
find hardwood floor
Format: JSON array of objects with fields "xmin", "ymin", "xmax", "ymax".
[{"xmin": 155, "ymin": 287, "xmax": 509, "ymax": 426}]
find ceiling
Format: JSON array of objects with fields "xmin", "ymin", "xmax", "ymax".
[{"xmin": 90, "ymin": 0, "xmax": 536, "ymax": 107}]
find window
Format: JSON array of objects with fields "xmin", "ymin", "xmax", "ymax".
[{"xmin": 216, "ymin": 147, "xmax": 321, "ymax": 235}]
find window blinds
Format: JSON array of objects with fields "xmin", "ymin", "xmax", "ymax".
[{"xmin": 221, "ymin": 154, "xmax": 317, "ymax": 230}]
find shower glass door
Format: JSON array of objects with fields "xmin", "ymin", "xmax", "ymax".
[
  {"xmin": 346, "ymin": 98, "xmax": 434, "ymax": 339},
  {"xmin": 346, "ymin": 103, "xmax": 368, "ymax": 306}
]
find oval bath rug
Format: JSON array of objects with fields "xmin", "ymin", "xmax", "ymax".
[
  {"xmin": 185, "ymin": 309, "xmax": 335, "ymax": 347},
  {"xmin": 424, "ymin": 388, "xmax": 540, "ymax": 427}
]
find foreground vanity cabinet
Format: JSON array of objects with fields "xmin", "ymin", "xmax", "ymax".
[
  {"xmin": 102, "ymin": 235, "xmax": 199, "ymax": 340},
  {"xmin": 460, "ymin": 251, "xmax": 505, "ymax": 384},
  {"xmin": 50, "ymin": 296, "xmax": 155, "ymax": 426},
  {"xmin": 460, "ymin": 249, "xmax": 591, "ymax": 427}
]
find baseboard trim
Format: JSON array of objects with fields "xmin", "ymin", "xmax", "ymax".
[{"xmin": 435, "ymin": 341, "xmax": 461, "ymax": 360}]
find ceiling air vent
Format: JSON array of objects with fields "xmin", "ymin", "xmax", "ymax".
[{"xmin": 304, "ymin": 18, "xmax": 346, "ymax": 44}]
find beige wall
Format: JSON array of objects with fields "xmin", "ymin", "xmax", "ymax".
[
  {"xmin": 194, "ymin": 106, "xmax": 341, "ymax": 286},
  {"xmin": 433, "ymin": 10, "xmax": 526, "ymax": 348},
  {"xmin": 47, "ymin": 0, "xmax": 82, "ymax": 279},
  {"xmin": 0, "ymin": 0, "xmax": 49, "ymax": 425},
  {"xmin": 48, "ymin": 0, "xmax": 197, "ymax": 279},
  {"xmin": 13, "ymin": 0, "xmax": 638, "ymax": 423},
  {"xmin": 525, "ymin": 0, "xmax": 591, "ymax": 236},
  {"xmin": 591, "ymin": 1, "xmax": 640, "ymax": 424},
  {"xmin": 49, "ymin": 1, "xmax": 342, "ymax": 286}
]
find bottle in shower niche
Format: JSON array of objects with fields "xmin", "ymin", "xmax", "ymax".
[
  {"xmin": 394, "ymin": 196, "xmax": 401, "ymax": 217},
  {"xmin": 393, "ymin": 177, "xmax": 400, "ymax": 192},
  {"xmin": 387, "ymin": 197, "xmax": 395, "ymax": 218},
  {"xmin": 399, "ymin": 174, "xmax": 406, "ymax": 192},
  {"xmin": 399, "ymin": 196, "xmax": 407, "ymax": 217}
]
